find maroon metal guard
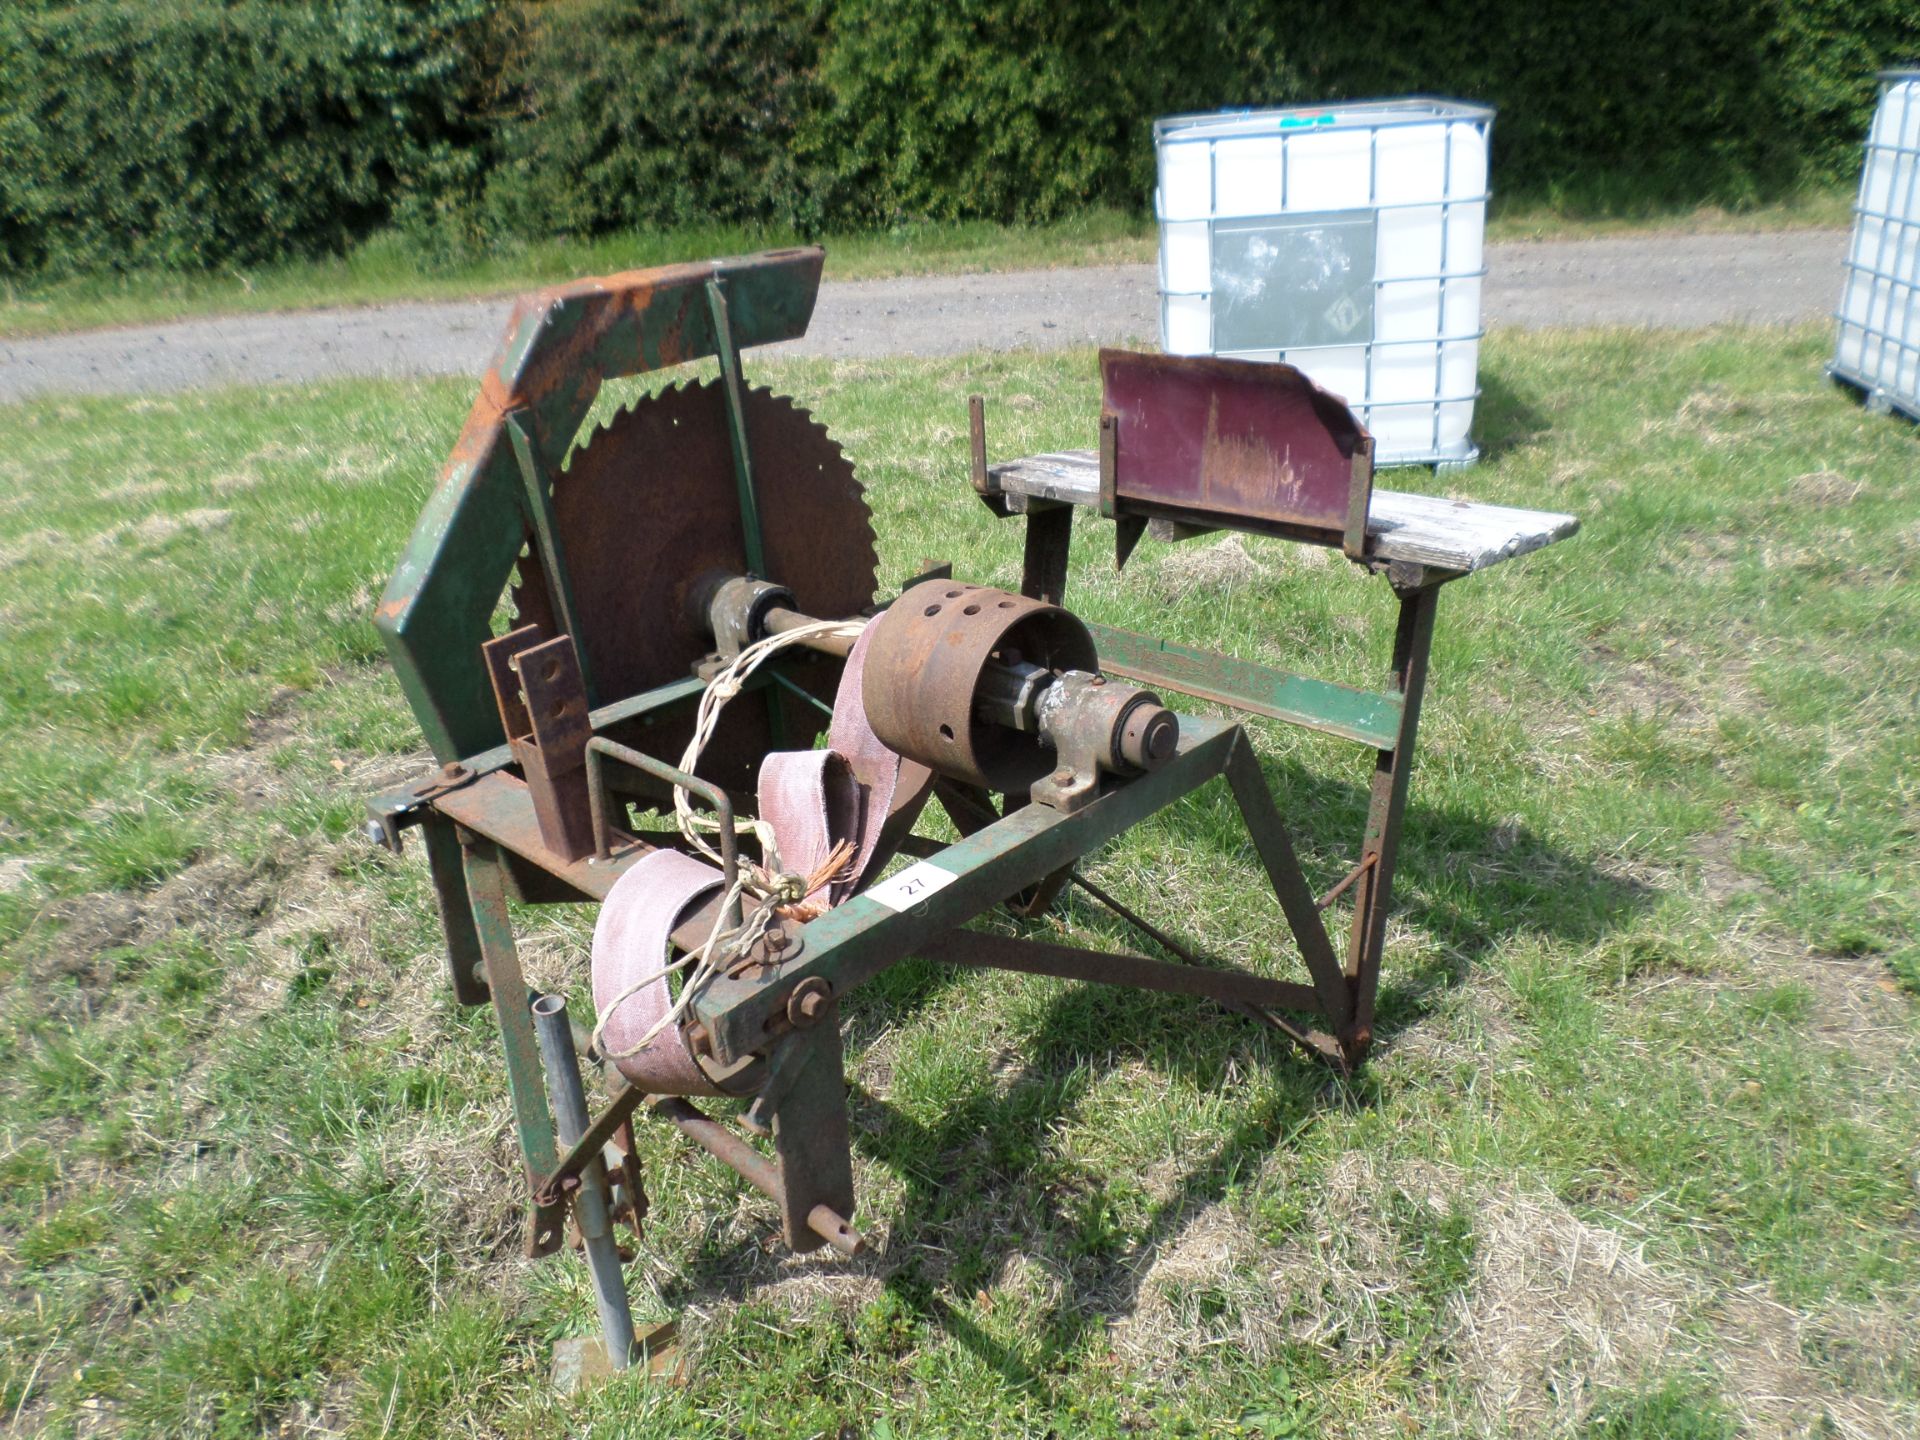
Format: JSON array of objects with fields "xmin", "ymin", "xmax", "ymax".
[{"xmin": 1098, "ymin": 349, "xmax": 1375, "ymax": 557}]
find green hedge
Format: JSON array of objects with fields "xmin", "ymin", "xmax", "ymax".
[
  {"xmin": 800, "ymin": 0, "xmax": 1920, "ymax": 223},
  {"xmin": 2, "ymin": 0, "xmax": 1917, "ymax": 277},
  {"xmin": 1284, "ymin": 0, "xmax": 1920, "ymax": 210},
  {"xmin": 798, "ymin": 1, "xmax": 1302, "ymax": 224},
  {"xmin": 484, "ymin": 0, "xmax": 823, "ymax": 237},
  {"xmin": 0, "ymin": 0, "xmax": 500, "ymax": 276}
]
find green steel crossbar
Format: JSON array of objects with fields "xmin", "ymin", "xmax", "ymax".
[
  {"xmin": 460, "ymin": 839, "xmax": 567, "ymax": 1255},
  {"xmin": 1086, "ymin": 622, "xmax": 1402, "ymax": 749},
  {"xmin": 691, "ymin": 714, "xmax": 1348, "ymax": 1064}
]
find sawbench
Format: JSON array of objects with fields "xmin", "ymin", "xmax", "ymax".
[{"xmin": 362, "ymin": 247, "xmax": 1577, "ymax": 1376}]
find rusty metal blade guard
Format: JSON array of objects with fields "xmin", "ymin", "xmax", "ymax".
[{"xmin": 1099, "ymin": 348, "xmax": 1375, "ymax": 558}]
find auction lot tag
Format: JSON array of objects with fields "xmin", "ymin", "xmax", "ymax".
[{"xmin": 864, "ymin": 861, "xmax": 958, "ymax": 913}]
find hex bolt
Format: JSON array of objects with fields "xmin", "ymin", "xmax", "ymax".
[{"xmin": 786, "ymin": 978, "xmax": 832, "ymax": 1027}]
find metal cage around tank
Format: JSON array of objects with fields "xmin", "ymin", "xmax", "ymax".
[{"xmin": 1832, "ymin": 70, "xmax": 1920, "ymax": 421}]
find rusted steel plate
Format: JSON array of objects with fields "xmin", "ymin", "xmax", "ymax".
[
  {"xmin": 1099, "ymin": 349, "xmax": 1372, "ymax": 548},
  {"xmin": 434, "ymin": 771, "xmax": 638, "ymax": 901}
]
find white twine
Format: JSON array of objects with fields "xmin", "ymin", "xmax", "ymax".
[{"xmin": 674, "ymin": 618, "xmax": 863, "ymax": 865}]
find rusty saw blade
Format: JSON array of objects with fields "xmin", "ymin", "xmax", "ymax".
[{"xmin": 511, "ymin": 380, "xmax": 878, "ymax": 798}]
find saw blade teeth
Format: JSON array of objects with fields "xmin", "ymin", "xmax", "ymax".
[{"xmin": 507, "ymin": 381, "xmax": 879, "ymax": 640}]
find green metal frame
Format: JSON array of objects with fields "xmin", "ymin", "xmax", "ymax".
[
  {"xmin": 969, "ymin": 488, "xmax": 1453, "ymax": 1064},
  {"xmin": 366, "ymin": 268, "xmax": 1486, "ymax": 1327},
  {"xmin": 461, "ymin": 836, "xmax": 568, "ymax": 1255},
  {"xmin": 375, "ymin": 248, "xmax": 826, "ymax": 763}
]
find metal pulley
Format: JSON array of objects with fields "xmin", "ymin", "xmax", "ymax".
[{"xmin": 860, "ymin": 579, "xmax": 1176, "ymax": 809}]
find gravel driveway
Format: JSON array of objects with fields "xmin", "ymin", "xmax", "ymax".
[{"xmin": 0, "ymin": 230, "xmax": 1847, "ymax": 403}]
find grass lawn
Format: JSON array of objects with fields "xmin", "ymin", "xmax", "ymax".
[
  {"xmin": 0, "ymin": 322, "xmax": 1915, "ymax": 1438},
  {"xmin": 0, "ymin": 187, "xmax": 1856, "ymax": 342}
]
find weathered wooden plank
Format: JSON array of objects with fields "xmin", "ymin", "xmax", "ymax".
[
  {"xmin": 1365, "ymin": 489, "xmax": 1580, "ymax": 572},
  {"xmin": 988, "ymin": 449, "xmax": 1577, "ymax": 574},
  {"xmin": 989, "ymin": 451, "xmax": 1101, "ymax": 506}
]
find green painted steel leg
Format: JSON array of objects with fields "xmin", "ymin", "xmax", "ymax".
[
  {"xmin": 459, "ymin": 835, "xmax": 565, "ymax": 1254},
  {"xmin": 705, "ymin": 275, "xmax": 785, "ymax": 747},
  {"xmin": 705, "ymin": 277, "xmax": 767, "ymax": 579},
  {"xmin": 422, "ymin": 814, "xmax": 489, "ymax": 1007},
  {"xmin": 1343, "ymin": 581, "xmax": 1442, "ymax": 1053},
  {"xmin": 1020, "ymin": 503, "xmax": 1073, "ymax": 604},
  {"xmin": 771, "ymin": 1011, "xmax": 856, "ymax": 1254},
  {"xmin": 1223, "ymin": 740, "xmax": 1355, "ymax": 1035}
]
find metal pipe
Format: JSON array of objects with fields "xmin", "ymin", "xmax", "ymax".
[
  {"xmin": 762, "ymin": 605, "xmax": 860, "ymax": 657},
  {"xmin": 1314, "ymin": 851, "xmax": 1377, "ymax": 912},
  {"xmin": 648, "ymin": 1096, "xmax": 865, "ymax": 1257},
  {"xmin": 531, "ymin": 994, "xmax": 637, "ymax": 1369}
]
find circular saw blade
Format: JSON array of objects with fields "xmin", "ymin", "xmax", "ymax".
[{"xmin": 511, "ymin": 380, "xmax": 877, "ymax": 797}]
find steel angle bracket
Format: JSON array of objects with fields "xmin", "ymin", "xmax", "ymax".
[{"xmin": 374, "ymin": 248, "xmax": 828, "ymax": 763}]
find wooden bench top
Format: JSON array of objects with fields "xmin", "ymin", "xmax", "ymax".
[{"xmin": 988, "ymin": 450, "xmax": 1579, "ymax": 575}]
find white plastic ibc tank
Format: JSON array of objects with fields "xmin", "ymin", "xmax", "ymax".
[
  {"xmin": 1155, "ymin": 98, "xmax": 1494, "ymax": 467},
  {"xmin": 1832, "ymin": 72, "xmax": 1920, "ymax": 419}
]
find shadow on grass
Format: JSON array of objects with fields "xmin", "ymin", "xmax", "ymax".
[
  {"xmin": 663, "ymin": 994, "xmax": 1328, "ymax": 1403},
  {"xmin": 1174, "ymin": 749, "xmax": 1656, "ymax": 1050},
  {"xmin": 844, "ymin": 1001, "xmax": 1332, "ymax": 1400},
  {"xmin": 657, "ymin": 748, "xmax": 1652, "ymax": 1395},
  {"xmin": 1471, "ymin": 364, "xmax": 1552, "ymax": 463}
]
